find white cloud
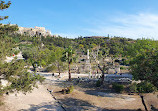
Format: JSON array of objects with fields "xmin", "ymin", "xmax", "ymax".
[{"xmin": 83, "ymin": 13, "xmax": 158, "ymax": 40}]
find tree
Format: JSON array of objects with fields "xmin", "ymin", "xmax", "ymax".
[
  {"xmin": 0, "ymin": 24, "xmax": 19, "ymax": 35},
  {"xmin": 125, "ymin": 38, "xmax": 158, "ymax": 58},
  {"xmin": 0, "ymin": 0, "xmax": 11, "ymax": 20},
  {"xmin": 63, "ymin": 46, "xmax": 76, "ymax": 81},
  {"xmin": 0, "ymin": 1, "xmax": 45, "ymax": 95},
  {"xmin": 0, "ymin": 59, "xmax": 45, "ymax": 94},
  {"xmin": 49, "ymin": 46, "xmax": 67, "ymax": 76},
  {"xmin": 91, "ymin": 46, "xmax": 114, "ymax": 85},
  {"xmin": 130, "ymin": 49, "xmax": 158, "ymax": 88},
  {"xmin": 125, "ymin": 39, "xmax": 158, "ymax": 88}
]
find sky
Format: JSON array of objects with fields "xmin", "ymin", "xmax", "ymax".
[{"xmin": 1, "ymin": 0, "xmax": 158, "ymax": 39}]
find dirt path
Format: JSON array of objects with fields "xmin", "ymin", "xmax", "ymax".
[{"xmin": 2, "ymin": 84, "xmax": 64, "ymax": 111}]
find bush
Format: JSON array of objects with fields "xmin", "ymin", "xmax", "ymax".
[
  {"xmin": 14, "ymin": 50, "xmax": 20, "ymax": 55},
  {"xmin": 96, "ymin": 80, "xmax": 101, "ymax": 87},
  {"xmin": 120, "ymin": 66, "xmax": 126, "ymax": 70},
  {"xmin": 61, "ymin": 85, "xmax": 74, "ymax": 94},
  {"xmin": 45, "ymin": 65, "xmax": 56, "ymax": 72},
  {"xmin": 137, "ymin": 81, "xmax": 156, "ymax": 93},
  {"xmin": 123, "ymin": 59, "xmax": 129, "ymax": 66},
  {"xmin": 129, "ymin": 82, "xmax": 138, "ymax": 93},
  {"xmin": 112, "ymin": 83, "xmax": 124, "ymax": 93},
  {"xmin": 61, "ymin": 89, "xmax": 66, "ymax": 94},
  {"xmin": 67, "ymin": 85, "xmax": 74, "ymax": 94}
]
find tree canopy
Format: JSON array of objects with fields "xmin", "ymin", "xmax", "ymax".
[
  {"xmin": 0, "ymin": 1, "xmax": 45, "ymax": 95},
  {"xmin": 0, "ymin": 0, "xmax": 11, "ymax": 20}
]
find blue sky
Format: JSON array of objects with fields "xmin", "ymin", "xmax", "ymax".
[{"xmin": 1, "ymin": 0, "xmax": 158, "ymax": 39}]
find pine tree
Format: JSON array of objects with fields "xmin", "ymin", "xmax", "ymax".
[
  {"xmin": 0, "ymin": 0, "xmax": 11, "ymax": 20},
  {"xmin": 0, "ymin": 1, "xmax": 45, "ymax": 95}
]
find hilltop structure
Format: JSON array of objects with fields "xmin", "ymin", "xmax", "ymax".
[{"xmin": 17, "ymin": 26, "xmax": 52, "ymax": 37}]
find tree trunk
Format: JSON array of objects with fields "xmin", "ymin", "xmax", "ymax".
[
  {"xmin": 68, "ymin": 63, "xmax": 71, "ymax": 81},
  {"xmin": 58, "ymin": 68, "xmax": 60, "ymax": 77},
  {"xmin": 101, "ymin": 71, "xmax": 104, "ymax": 85},
  {"xmin": 58, "ymin": 64, "xmax": 61, "ymax": 76},
  {"xmin": 98, "ymin": 64, "xmax": 105, "ymax": 85}
]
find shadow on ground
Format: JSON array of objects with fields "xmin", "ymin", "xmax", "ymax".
[
  {"xmin": 59, "ymin": 97, "xmax": 102, "ymax": 111},
  {"xmin": 85, "ymin": 90, "xmax": 117, "ymax": 97},
  {"xmin": 59, "ymin": 97, "xmax": 142, "ymax": 111},
  {"xmin": 19, "ymin": 102, "xmax": 63, "ymax": 111},
  {"xmin": 18, "ymin": 97, "xmax": 157, "ymax": 111}
]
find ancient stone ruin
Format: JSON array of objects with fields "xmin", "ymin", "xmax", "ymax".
[{"xmin": 17, "ymin": 26, "xmax": 52, "ymax": 37}]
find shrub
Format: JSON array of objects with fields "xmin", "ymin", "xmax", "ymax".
[
  {"xmin": 129, "ymin": 82, "xmax": 138, "ymax": 93},
  {"xmin": 14, "ymin": 50, "xmax": 20, "ymax": 55},
  {"xmin": 45, "ymin": 65, "xmax": 56, "ymax": 72},
  {"xmin": 137, "ymin": 81, "xmax": 157, "ymax": 93},
  {"xmin": 61, "ymin": 89, "xmax": 66, "ymax": 94},
  {"xmin": 112, "ymin": 83, "xmax": 124, "ymax": 93},
  {"xmin": 61, "ymin": 85, "xmax": 74, "ymax": 94},
  {"xmin": 96, "ymin": 80, "xmax": 101, "ymax": 87},
  {"xmin": 67, "ymin": 85, "xmax": 74, "ymax": 94},
  {"xmin": 120, "ymin": 66, "xmax": 126, "ymax": 70},
  {"xmin": 123, "ymin": 60, "xmax": 129, "ymax": 66}
]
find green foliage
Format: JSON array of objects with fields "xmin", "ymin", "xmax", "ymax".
[
  {"xmin": 112, "ymin": 83, "xmax": 124, "ymax": 93},
  {"xmin": 22, "ymin": 47, "xmax": 51, "ymax": 67},
  {"xmin": 120, "ymin": 66, "xmax": 126, "ymax": 70},
  {"xmin": 13, "ymin": 50, "xmax": 20, "ymax": 55},
  {"xmin": 129, "ymin": 82, "xmax": 138, "ymax": 93},
  {"xmin": 62, "ymin": 46, "xmax": 76, "ymax": 80},
  {"xmin": 61, "ymin": 85, "xmax": 74, "ymax": 94},
  {"xmin": 96, "ymin": 80, "xmax": 101, "ymax": 87},
  {"xmin": 0, "ymin": 1, "xmax": 46, "ymax": 95},
  {"xmin": 137, "ymin": 81, "xmax": 157, "ymax": 93},
  {"xmin": 130, "ymin": 49, "xmax": 158, "ymax": 88},
  {"xmin": 129, "ymin": 82, "xmax": 157, "ymax": 93},
  {"xmin": 0, "ymin": 60, "xmax": 45, "ymax": 94},
  {"xmin": 0, "ymin": 35, "xmax": 15, "ymax": 59},
  {"xmin": 126, "ymin": 39, "xmax": 158, "ymax": 58},
  {"xmin": 67, "ymin": 85, "xmax": 74, "ymax": 94},
  {"xmin": 42, "ymin": 36, "xmax": 132, "ymax": 57},
  {"xmin": 45, "ymin": 65, "xmax": 57, "ymax": 72},
  {"xmin": 0, "ymin": 0, "xmax": 11, "ymax": 20},
  {"xmin": 0, "ymin": 24, "xmax": 19, "ymax": 35},
  {"xmin": 63, "ymin": 46, "xmax": 76, "ymax": 63},
  {"xmin": 42, "ymin": 36, "xmax": 73, "ymax": 48},
  {"xmin": 124, "ymin": 39, "xmax": 158, "ymax": 88}
]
